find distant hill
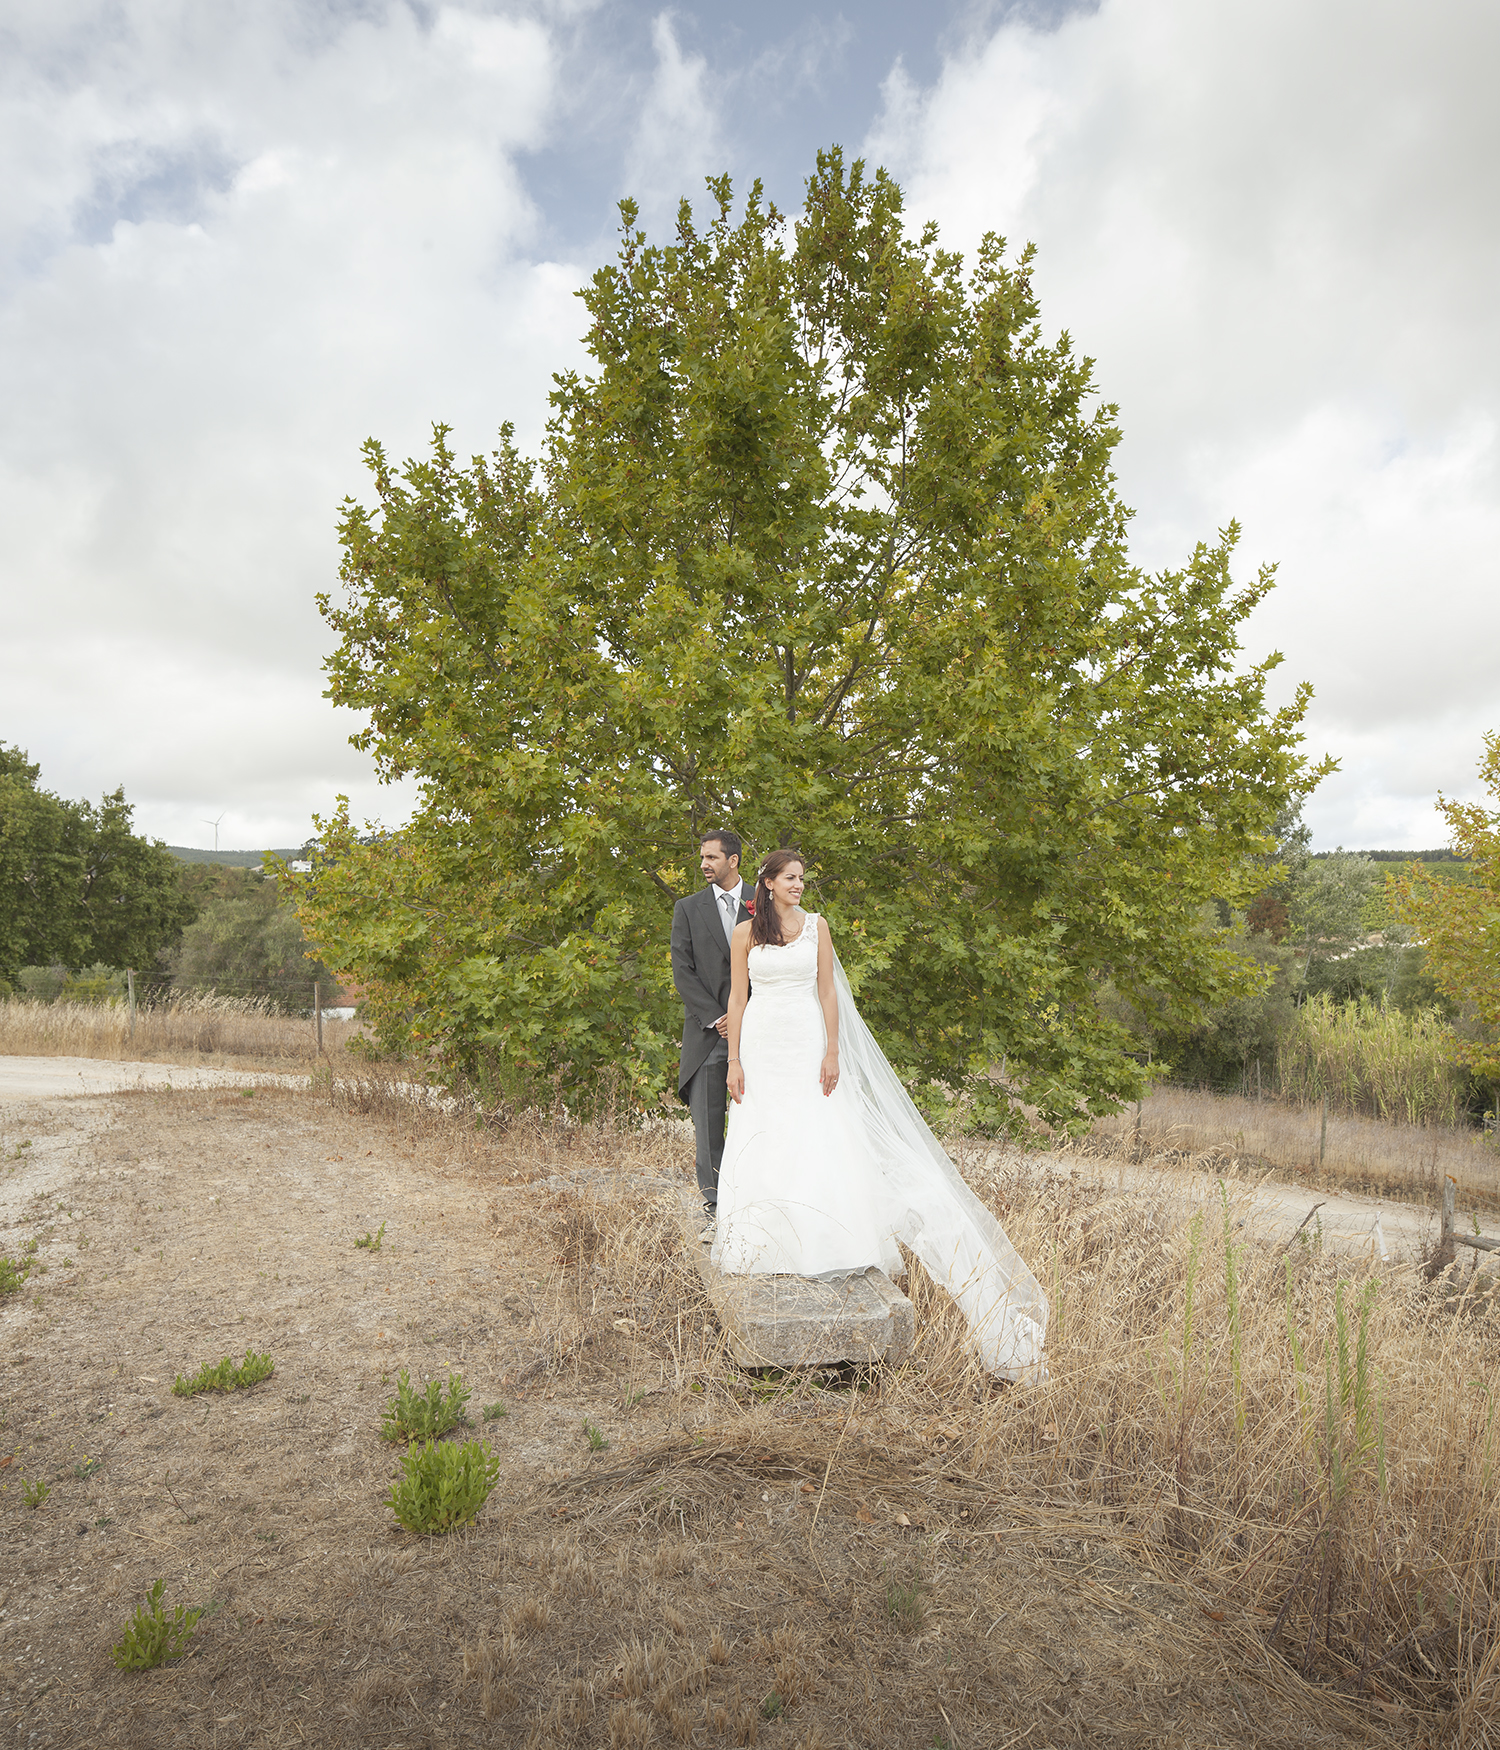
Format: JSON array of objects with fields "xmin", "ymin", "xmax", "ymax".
[
  {"xmin": 164, "ymin": 846, "xmax": 305, "ymax": 868},
  {"xmin": 1310, "ymin": 849, "xmax": 1467, "ymax": 862}
]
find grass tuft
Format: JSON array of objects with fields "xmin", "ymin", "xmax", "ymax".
[
  {"xmin": 172, "ymin": 1349, "xmax": 275, "ymax": 1397},
  {"xmin": 0, "ymin": 1251, "xmax": 33, "ymax": 1295}
]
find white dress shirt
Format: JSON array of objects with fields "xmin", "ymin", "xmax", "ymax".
[{"xmin": 708, "ymin": 881, "xmax": 742, "ymax": 1029}]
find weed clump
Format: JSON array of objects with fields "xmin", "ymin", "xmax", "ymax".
[
  {"xmin": 381, "ymin": 1369, "xmax": 471, "ymax": 1443},
  {"xmin": 111, "ymin": 1579, "xmax": 203, "ymax": 1671},
  {"xmin": 21, "ymin": 1476, "xmax": 50, "ymax": 1508},
  {"xmin": 354, "ymin": 1220, "xmax": 386, "ymax": 1250},
  {"xmin": 0, "ymin": 1238, "xmax": 37, "ymax": 1295},
  {"xmin": 172, "ymin": 1349, "xmax": 275, "ymax": 1397},
  {"xmin": 386, "ymin": 1438, "xmax": 499, "ymax": 1534}
]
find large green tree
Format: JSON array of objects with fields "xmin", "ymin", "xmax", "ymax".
[
  {"xmin": 0, "ymin": 745, "xmax": 192, "ymax": 984},
  {"xmin": 170, "ymin": 866, "xmax": 336, "ymax": 1006},
  {"xmin": 299, "ymin": 154, "xmax": 1328, "ymax": 1129}
]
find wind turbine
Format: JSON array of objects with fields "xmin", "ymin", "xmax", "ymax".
[{"xmin": 203, "ymin": 813, "xmax": 225, "ymax": 855}]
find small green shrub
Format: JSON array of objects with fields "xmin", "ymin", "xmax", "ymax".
[
  {"xmin": 22, "ymin": 1476, "xmax": 50, "ymax": 1509},
  {"xmin": 111, "ymin": 1579, "xmax": 203, "ymax": 1671},
  {"xmin": 381, "ymin": 1370, "xmax": 471, "ymax": 1443},
  {"xmin": 583, "ymin": 1419, "xmax": 608, "ymax": 1452},
  {"xmin": 172, "ymin": 1349, "xmax": 275, "ymax": 1397},
  {"xmin": 354, "ymin": 1221, "xmax": 386, "ymax": 1251},
  {"xmin": 385, "ymin": 1439, "xmax": 499, "ymax": 1534},
  {"xmin": 0, "ymin": 1252, "xmax": 31, "ymax": 1295},
  {"xmin": 481, "ymin": 1401, "xmax": 507, "ymax": 1422}
]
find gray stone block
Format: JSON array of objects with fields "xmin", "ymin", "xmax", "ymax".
[{"xmin": 680, "ymin": 1191, "xmax": 915, "ymax": 1368}]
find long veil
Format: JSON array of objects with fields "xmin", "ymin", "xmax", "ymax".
[{"xmin": 831, "ymin": 947, "xmax": 1049, "ymax": 1383}]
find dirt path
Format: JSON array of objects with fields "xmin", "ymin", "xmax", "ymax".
[
  {"xmin": 1031, "ymin": 1150, "xmax": 1486, "ymax": 1266},
  {"xmin": 0, "ymin": 1086, "xmax": 1412, "ymax": 1747},
  {"xmin": 0, "ymin": 1055, "xmax": 308, "ymax": 1101}
]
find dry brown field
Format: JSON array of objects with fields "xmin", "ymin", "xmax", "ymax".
[
  {"xmin": 0, "ymin": 995, "xmax": 362, "ymax": 1073},
  {"xmin": 1, "ymin": 1073, "xmax": 1497, "ymax": 1749}
]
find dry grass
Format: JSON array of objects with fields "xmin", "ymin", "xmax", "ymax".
[
  {"xmin": 1083, "ymin": 1083, "xmax": 1500, "ymax": 1212},
  {"xmin": 546, "ymin": 1136, "xmax": 1500, "ymax": 1737},
  {"xmin": 3, "ymin": 1080, "xmax": 1498, "ymax": 1747},
  {"xmin": 0, "ymin": 992, "xmax": 363, "ymax": 1068}
]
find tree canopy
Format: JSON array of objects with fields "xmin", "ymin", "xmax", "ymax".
[
  {"xmin": 0, "ymin": 745, "xmax": 193, "ymax": 985},
  {"xmin": 169, "ymin": 865, "xmax": 337, "ymax": 1006},
  {"xmin": 297, "ymin": 152, "xmax": 1328, "ymax": 1130},
  {"xmin": 1388, "ymin": 732, "xmax": 1500, "ymax": 1078}
]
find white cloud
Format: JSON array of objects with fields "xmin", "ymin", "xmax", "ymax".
[
  {"xmin": 6, "ymin": 0, "xmax": 1496, "ymax": 859},
  {"xmin": 622, "ymin": 13, "xmax": 723, "ymax": 226},
  {"xmin": 0, "ymin": 0, "xmax": 584, "ymax": 849},
  {"xmin": 867, "ymin": 0, "xmax": 1500, "ymax": 846}
]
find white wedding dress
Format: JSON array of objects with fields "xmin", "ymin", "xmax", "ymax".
[{"xmin": 711, "ymin": 913, "xmax": 1048, "ymax": 1381}]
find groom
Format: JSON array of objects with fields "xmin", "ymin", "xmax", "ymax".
[{"xmin": 671, "ymin": 828, "xmax": 752, "ymax": 1226}]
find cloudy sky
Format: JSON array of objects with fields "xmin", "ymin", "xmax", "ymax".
[{"xmin": 3, "ymin": 0, "xmax": 1495, "ymax": 854}]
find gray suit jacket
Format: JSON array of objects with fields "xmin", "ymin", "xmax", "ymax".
[{"xmin": 671, "ymin": 879, "xmax": 752, "ymax": 1093}]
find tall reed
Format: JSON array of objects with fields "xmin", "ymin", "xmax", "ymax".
[{"xmin": 1278, "ymin": 995, "xmax": 1468, "ymax": 1126}]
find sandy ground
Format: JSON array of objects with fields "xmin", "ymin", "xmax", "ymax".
[
  {"xmin": 0, "ymin": 1056, "xmax": 309, "ymax": 1101},
  {"xmin": 0, "ymin": 1079, "xmax": 1431, "ymax": 1748}
]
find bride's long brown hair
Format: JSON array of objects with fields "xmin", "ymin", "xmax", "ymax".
[{"xmin": 751, "ymin": 849, "xmax": 806, "ymax": 947}]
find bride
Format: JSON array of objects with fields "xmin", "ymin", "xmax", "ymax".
[{"xmin": 711, "ymin": 849, "xmax": 1049, "ymax": 1382}]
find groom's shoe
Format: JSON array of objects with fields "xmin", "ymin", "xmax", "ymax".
[{"xmin": 699, "ymin": 1208, "xmax": 716, "ymax": 1244}]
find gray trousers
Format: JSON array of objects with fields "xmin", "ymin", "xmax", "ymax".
[{"xmin": 684, "ymin": 1037, "xmax": 729, "ymax": 1210}]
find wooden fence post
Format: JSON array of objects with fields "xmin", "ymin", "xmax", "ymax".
[
  {"xmin": 1442, "ymin": 1174, "xmax": 1456, "ymax": 1252},
  {"xmin": 314, "ymin": 981, "xmax": 323, "ymax": 1055},
  {"xmin": 127, "ymin": 969, "xmax": 136, "ymax": 1045},
  {"xmin": 1255, "ymin": 1058, "xmax": 1261, "ymax": 1104},
  {"xmin": 1319, "ymin": 1094, "xmax": 1328, "ymax": 1167}
]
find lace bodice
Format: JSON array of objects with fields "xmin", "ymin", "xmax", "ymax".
[{"xmin": 746, "ymin": 912, "xmax": 818, "ymax": 997}]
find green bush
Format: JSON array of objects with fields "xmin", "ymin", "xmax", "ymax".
[
  {"xmin": 381, "ymin": 1369, "xmax": 471, "ymax": 1443},
  {"xmin": 172, "ymin": 1349, "xmax": 275, "ymax": 1397},
  {"xmin": 14, "ymin": 962, "xmax": 127, "ymax": 1005},
  {"xmin": 111, "ymin": 1579, "xmax": 203, "ymax": 1671},
  {"xmin": 167, "ymin": 866, "xmax": 336, "ymax": 1007},
  {"xmin": 385, "ymin": 1439, "xmax": 499, "ymax": 1534}
]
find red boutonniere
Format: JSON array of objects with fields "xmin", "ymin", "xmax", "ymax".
[{"xmin": 745, "ymin": 898, "xmax": 755, "ymax": 914}]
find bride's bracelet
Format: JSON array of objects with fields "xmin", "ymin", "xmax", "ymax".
[{"xmin": 727, "ymin": 1058, "xmax": 739, "ymax": 1064}]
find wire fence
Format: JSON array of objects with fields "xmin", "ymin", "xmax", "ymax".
[{"xmin": 126, "ymin": 971, "xmax": 349, "ymax": 1013}]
